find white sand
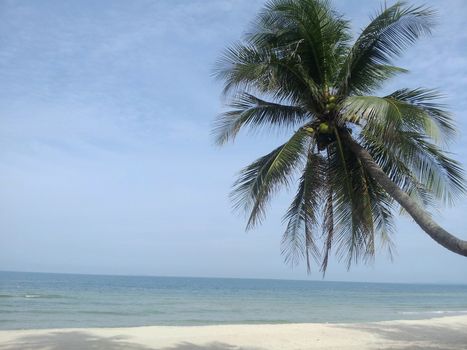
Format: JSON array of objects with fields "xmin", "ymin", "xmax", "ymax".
[{"xmin": 0, "ymin": 315, "xmax": 466, "ymax": 350}]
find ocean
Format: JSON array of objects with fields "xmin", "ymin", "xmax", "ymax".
[{"xmin": 1, "ymin": 271, "xmax": 466, "ymax": 330}]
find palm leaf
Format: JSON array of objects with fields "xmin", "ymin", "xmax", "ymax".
[
  {"xmin": 232, "ymin": 128, "xmax": 310, "ymax": 228},
  {"xmin": 214, "ymin": 42, "xmax": 320, "ymax": 106},
  {"xmin": 281, "ymin": 148, "xmax": 324, "ymax": 271},
  {"xmin": 213, "ymin": 93, "xmax": 310, "ymax": 145},
  {"xmin": 342, "ymin": 92, "xmax": 454, "ymax": 143},
  {"xmin": 320, "ymin": 164, "xmax": 334, "ymax": 273},
  {"xmin": 252, "ymin": 0, "xmax": 351, "ymax": 86},
  {"xmin": 342, "ymin": 95, "xmax": 465, "ymax": 205},
  {"xmin": 327, "ymin": 135, "xmax": 375, "ymax": 268},
  {"xmin": 337, "ymin": 1, "xmax": 435, "ymax": 95},
  {"xmin": 387, "ymin": 88, "xmax": 456, "ymax": 142}
]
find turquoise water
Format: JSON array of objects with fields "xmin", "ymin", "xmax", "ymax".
[{"xmin": 1, "ymin": 271, "xmax": 466, "ymax": 330}]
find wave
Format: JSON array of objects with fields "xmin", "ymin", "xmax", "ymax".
[
  {"xmin": 0, "ymin": 294, "xmax": 69, "ymax": 299},
  {"xmin": 77, "ymin": 310, "xmax": 166, "ymax": 316},
  {"xmin": 398, "ymin": 310, "xmax": 467, "ymax": 315},
  {"xmin": 78, "ymin": 310, "xmax": 129, "ymax": 316},
  {"xmin": 24, "ymin": 294, "xmax": 69, "ymax": 299}
]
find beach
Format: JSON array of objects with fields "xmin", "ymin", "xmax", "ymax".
[{"xmin": 1, "ymin": 315, "xmax": 466, "ymax": 349}]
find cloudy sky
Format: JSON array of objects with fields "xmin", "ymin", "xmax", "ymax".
[{"xmin": 1, "ymin": 0, "xmax": 466, "ymax": 283}]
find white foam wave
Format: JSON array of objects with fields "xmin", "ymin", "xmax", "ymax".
[{"xmin": 399, "ymin": 310, "xmax": 467, "ymax": 315}]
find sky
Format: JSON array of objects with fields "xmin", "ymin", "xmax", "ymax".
[{"xmin": 1, "ymin": 0, "xmax": 466, "ymax": 284}]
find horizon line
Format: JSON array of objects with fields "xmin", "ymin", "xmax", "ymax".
[{"xmin": 2, "ymin": 269, "xmax": 465, "ymax": 287}]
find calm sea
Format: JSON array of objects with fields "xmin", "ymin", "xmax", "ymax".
[{"xmin": 1, "ymin": 271, "xmax": 466, "ymax": 330}]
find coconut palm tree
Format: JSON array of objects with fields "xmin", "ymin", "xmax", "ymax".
[{"xmin": 213, "ymin": 0, "xmax": 467, "ymax": 272}]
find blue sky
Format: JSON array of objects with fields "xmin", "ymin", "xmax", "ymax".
[{"xmin": 1, "ymin": 0, "xmax": 466, "ymax": 283}]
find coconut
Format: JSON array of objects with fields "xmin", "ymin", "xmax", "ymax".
[{"xmin": 318, "ymin": 122, "xmax": 332, "ymax": 134}]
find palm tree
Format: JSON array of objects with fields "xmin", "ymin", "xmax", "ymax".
[{"xmin": 213, "ymin": 0, "xmax": 467, "ymax": 272}]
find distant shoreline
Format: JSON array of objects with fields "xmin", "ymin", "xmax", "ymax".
[{"xmin": 1, "ymin": 315, "xmax": 466, "ymax": 349}]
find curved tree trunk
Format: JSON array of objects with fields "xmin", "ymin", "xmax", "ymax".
[{"xmin": 345, "ymin": 135, "xmax": 467, "ymax": 257}]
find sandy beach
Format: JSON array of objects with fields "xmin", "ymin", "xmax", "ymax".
[{"xmin": 0, "ymin": 315, "xmax": 466, "ymax": 350}]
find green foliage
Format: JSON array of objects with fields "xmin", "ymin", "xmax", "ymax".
[
  {"xmin": 231, "ymin": 128, "xmax": 310, "ymax": 228},
  {"xmin": 213, "ymin": 0, "xmax": 465, "ymax": 272}
]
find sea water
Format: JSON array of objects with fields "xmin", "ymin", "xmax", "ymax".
[{"xmin": 1, "ymin": 271, "xmax": 466, "ymax": 330}]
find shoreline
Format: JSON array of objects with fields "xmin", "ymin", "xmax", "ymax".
[
  {"xmin": 2, "ymin": 312, "xmax": 467, "ymax": 331},
  {"xmin": 1, "ymin": 315, "xmax": 466, "ymax": 349}
]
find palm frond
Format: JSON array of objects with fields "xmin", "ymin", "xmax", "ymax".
[
  {"xmin": 363, "ymin": 170, "xmax": 396, "ymax": 258},
  {"xmin": 405, "ymin": 134, "xmax": 466, "ymax": 205},
  {"xmin": 213, "ymin": 42, "xmax": 321, "ymax": 106},
  {"xmin": 337, "ymin": 1, "xmax": 435, "ymax": 95},
  {"xmin": 231, "ymin": 128, "xmax": 310, "ymax": 228},
  {"xmin": 342, "ymin": 95, "xmax": 465, "ymax": 205},
  {"xmin": 360, "ymin": 131, "xmax": 436, "ymax": 209},
  {"xmin": 281, "ymin": 148, "xmax": 324, "ymax": 272},
  {"xmin": 327, "ymin": 134, "xmax": 375, "ymax": 268},
  {"xmin": 320, "ymin": 165, "xmax": 334, "ymax": 273},
  {"xmin": 251, "ymin": 0, "xmax": 351, "ymax": 86},
  {"xmin": 387, "ymin": 88, "xmax": 456, "ymax": 142},
  {"xmin": 374, "ymin": 133, "xmax": 463, "ymax": 205},
  {"xmin": 213, "ymin": 93, "xmax": 310, "ymax": 145},
  {"xmin": 342, "ymin": 92, "xmax": 453, "ymax": 143},
  {"xmin": 318, "ymin": 135, "xmax": 397, "ymax": 272}
]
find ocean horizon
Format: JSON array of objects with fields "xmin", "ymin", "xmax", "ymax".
[{"xmin": 1, "ymin": 270, "xmax": 467, "ymax": 330}]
